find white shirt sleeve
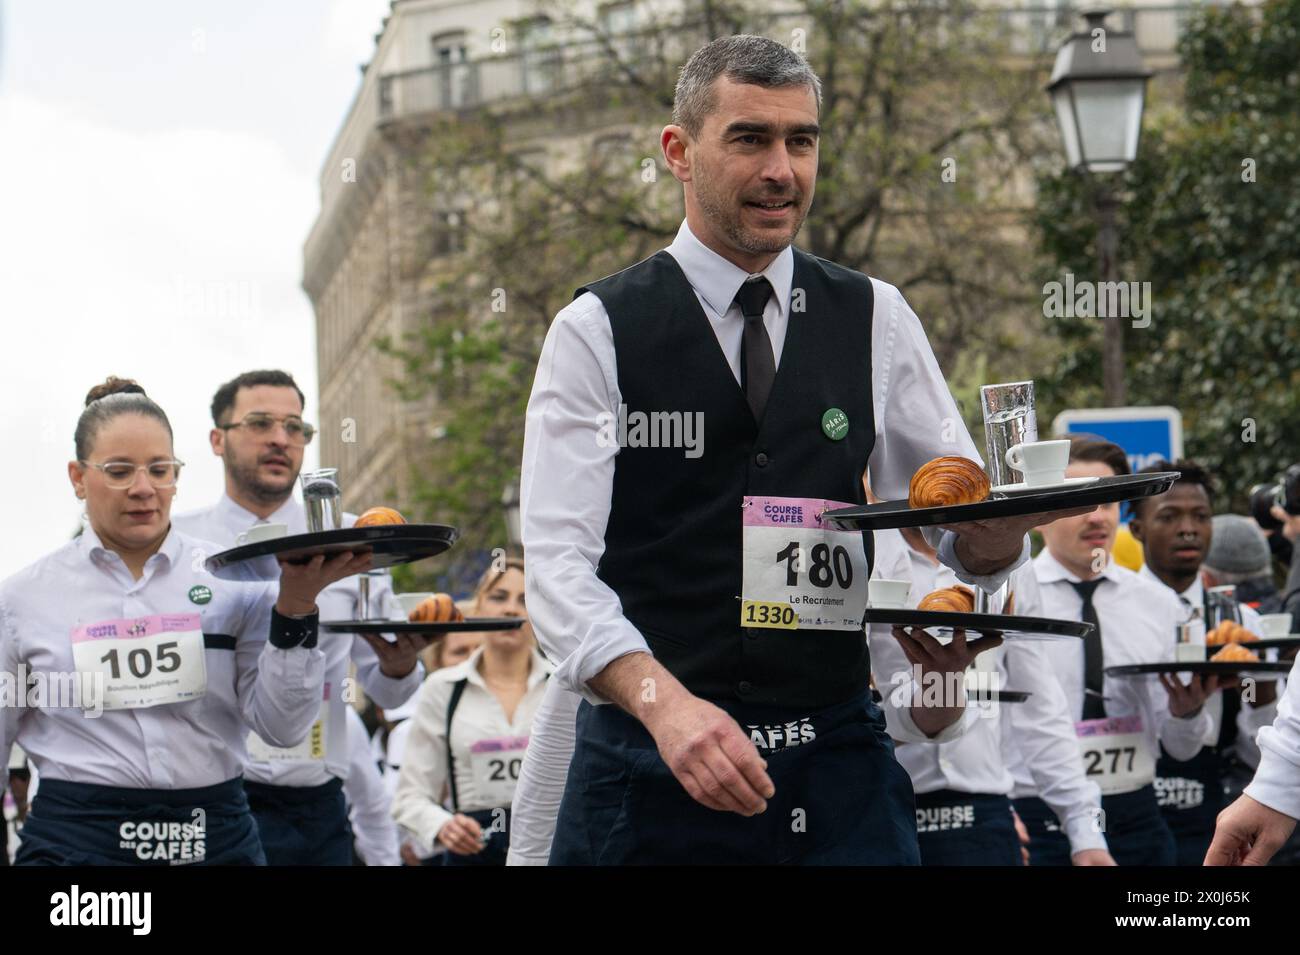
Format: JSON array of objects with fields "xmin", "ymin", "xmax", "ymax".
[
  {"xmin": 391, "ymin": 676, "xmax": 455, "ymax": 852},
  {"xmin": 238, "ymin": 586, "xmax": 328, "ymax": 748},
  {"xmin": 1245, "ymin": 658, "xmax": 1300, "ymax": 820},
  {"xmin": 1004, "ymin": 639, "xmax": 1107, "ymax": 854},
  {"xmin": 867, "ymin": 281, "xmax": 1027, "ymax": 592},
  {"xmin": 507, "ymin": 679, "xmax": 582, "ymax": 866},
  {"xmin": 343, "ymin": 707, "xmax": 400, "ymax": 866},
  {"xmin": 521, "ymin": 295, "xmax": 650, "ymax": 703}
]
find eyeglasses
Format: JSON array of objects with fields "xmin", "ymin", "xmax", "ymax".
[
  {"xmin": 81, "ymin": 459, "xmax": 185, "ymax": 490},
  {"xmin": 218, "ymin": 413, "xmax": 316, "ymax": 446}
]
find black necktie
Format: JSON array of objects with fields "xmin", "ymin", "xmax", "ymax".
[
  {"xmin": 734, "ymin": 277, "xmax": 775, "ymax": 422},
  {"xmin": 1071, "ymin": 579, "xmax": 1107, "ymax": 719}
]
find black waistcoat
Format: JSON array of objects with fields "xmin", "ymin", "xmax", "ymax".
[{"xmin": 577, "ymin": 248, "xmax": 876, "ymax": 709}]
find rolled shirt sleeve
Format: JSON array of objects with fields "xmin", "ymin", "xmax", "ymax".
[{"xmin": 507, "ymin": 678, "xmax": 582, "ymax": 865}]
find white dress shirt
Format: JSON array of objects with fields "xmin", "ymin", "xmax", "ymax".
[
  {"xmin": 505, "ymin": 676, "xmax": 582, "ymax": 866},
  {"xmin": 1136, "ymin": 565, "xmax": 1276, "ymax": 763},
  {"xmin": 342, "ymin": 705, "xmax": 400, "ymax": 866},
  {"xmin": 522, "ymin": 218, "xmax": 1027, "ymax": 703},
  {"xmin": 1245, "ymin": 653, "xmax": 1300, "ymax": 819},
  {"xmin": 870, "ymin": 536, "xmax": 1108, "ymax": 853},
  {"xmin": 1006, "ymin": 550, "xmax": 1213, "ymax": 804},
  {"xmin": 392, "ymin": 646, "xmax": 552, "ymax": 852},
  {"xmin": 0, "ymin": 524, "xmax": 325, "ymax": 790},
  {"xmin": 174, "ymin": 494, "xmax": 422, "ymax": 787}
]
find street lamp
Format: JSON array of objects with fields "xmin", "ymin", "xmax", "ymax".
[
  {"xmin": 1047, "ymin": 9, "xmax": 1152, "ymax": 406},
  {"xmin": 502, "ymin": 480, "xmax": 522, "ymax": 550}
]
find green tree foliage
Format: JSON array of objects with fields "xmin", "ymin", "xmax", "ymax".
[{"xmin": 1035, "ymin": 0, "xmax": 1299, "ymax": 506}]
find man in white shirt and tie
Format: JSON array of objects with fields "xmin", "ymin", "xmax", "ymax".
[
  {"xmin": 522, "ymin": 34, "xmax": 1093, "ymax": 865},
  {"xmin": 174, "ymin": 370, "xmax": 427, "ymax": 865},
  {"xmin": 1128, "ymin": 459, "xmax": 1277, "ymax": 865},
  {"xmin": 1010, "ymin": 438, "xmax": 1225, "ymax": 865}
]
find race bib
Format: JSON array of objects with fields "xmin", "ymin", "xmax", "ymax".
[
  {"xmin": 71, "ymin": 614, "xmax": 207, "ymax": 710},
  {"xmin": 468, "ymin": 736, "xmax": 529, "ymax": 807},
  {"xmin": 246, "ymin": 688, "xmax": 331, "ymax": 762},
  {"xmin": 741, "ymin": 496, "xmax": 870, "ymax": 631},
  {"xmin": 1075, "ymin": 714, "xmax": 1155, "ymax": 796}
]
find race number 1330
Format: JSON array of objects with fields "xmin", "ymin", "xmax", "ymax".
[{"xmin": 741, "ymin": 496, "xmax": 870, "ymax": 631}]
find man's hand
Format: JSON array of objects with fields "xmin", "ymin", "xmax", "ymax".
[
  {"xmin": 1205, "ymin": 795, "xmax": 1297, "ymax": 866},
  {"xmin": 1071, "ymin": 849, "xmax": 1117, "ymax": 866},
  {"xmin": 942, "ymin": 505, "xmax": 1096, "ymax": 576},
  {"xmin": 1012, "ymin": 808, "xmax": 1030, "ymax": 865},
  {"xmin": 1270, "ymin": 504, "xmax": 1300, "ymax": 543},
  {"xmin": 1160, "ymin": 672, "xmax": 1235, "ymax": 718},
  {"xmin": 358, "ymin": 632, "xmax": 425, "ymax": 678},
  {"xmin": 589, "ymin": 653, "xmax": 774, "ymax": 816},
  {"xmin": 890, "ymin": 626, "xmax": 1001, "ymax": 737}
]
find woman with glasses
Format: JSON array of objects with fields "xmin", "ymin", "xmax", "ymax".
[{"xmin": 0, "ymin": 377, "xmax": 370, "ymax": 865}]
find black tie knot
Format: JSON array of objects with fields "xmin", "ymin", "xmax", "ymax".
[
  {"xmin": 1070, "ymin": 579, "xmax": 1102, "ymax": 601},
  {"xmin": 734, "ymin": 277, "xmax": 773, "ymax": 319}
]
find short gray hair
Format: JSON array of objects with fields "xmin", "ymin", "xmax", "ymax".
[{"xmin": 673, "ymin": 35, "xmax": 822, "ymax": 137}]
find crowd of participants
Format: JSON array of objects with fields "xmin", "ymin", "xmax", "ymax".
[{"xmin": 3, "ymin": 367, "xmax": 1299, "ymax": 866}]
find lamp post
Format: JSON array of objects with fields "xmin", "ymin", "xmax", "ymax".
[{"xmin": 1047, "ymin": 9, "xmax": 1152, "ymax": 406}]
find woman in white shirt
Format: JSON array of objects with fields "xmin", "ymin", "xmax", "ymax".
[
  {"xmin": 392, "ymin": 558, "xmax": 552, "ymax": 865},
  {"xmin": 0, "ymin": 378, "xmax": 369, "ymax": 865}
]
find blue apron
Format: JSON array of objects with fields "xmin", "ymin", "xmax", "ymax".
[
  {"xmin": 915, "ymin": 790, "xmax": 1021, "ymax": 866},
  {"xmin": 549, "ymin": 689, "xmax": 919, "ymax": 865},
  {"xmin": 243, "ymin": 777, "xmax": 352, "ymax": 866},
  {"xmin": 16, "ymin": 777, "xmax": 264, "ymax": 866},
  {"xmin": 1014, "ymin": 785, "xmax": 1175, "ymax": 866}
]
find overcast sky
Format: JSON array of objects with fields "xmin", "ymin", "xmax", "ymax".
[{"xmin": 0, "ymin": 0, "xmax": 390, "ymax": 578}]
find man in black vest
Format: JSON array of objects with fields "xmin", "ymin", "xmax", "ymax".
[{"xmin": 521, "ymin": 34, "xmax": 1092, "ymax": 864}]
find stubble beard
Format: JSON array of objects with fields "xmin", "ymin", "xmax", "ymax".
[
  {"xmin": 225, "ymin": 447, "xmax": 295, "ymax": 508},
  {"xmin": 692, "ymin": 162, "xmax": 808, "ymax": 257}
]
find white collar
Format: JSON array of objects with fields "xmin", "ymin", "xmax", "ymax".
[
  {"xmin": 77, "ymin": 520, "xmax": 185, "ymax": 570},
  {"xmin": 448, "ymin": 644, "xmax": 553, "ymax": 691},
  {"xmin": 1138, "ymin": 562, "xmax": 1203, "ymax": 606},
  {"xmin": 215, "ymin": 491, "xmax": 299, "ymax": 529},
  {"xmin": 666, "ymin": 218, "xmax": 795, "ymax": 320},
  {"xmin": 1033, "ymin": 548, "xmax": 1123, "ymax": 586}
]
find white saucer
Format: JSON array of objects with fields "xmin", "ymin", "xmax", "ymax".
[{"xmin": 990, "ymin": 475, "xmax": 1101, "ymax": 496}]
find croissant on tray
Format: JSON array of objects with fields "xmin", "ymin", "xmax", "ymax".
[
  {"xmin": 908, "ymin": 456, "xmax": 991, "ymax": 509},
  {"xmin": 1210, "ymin": 643, "xmax": 1259, "ymax": 663},
  {"xmin": 917, "ymin": 585, "xmax": 976, "ymax": 613},
  {"xmin": 1206, "ymin": 621, "xmax": 1257, "ymax": 646},
  {"xmin": 408, "ymin": 593, "xmax": 463, "ymax": 624}
]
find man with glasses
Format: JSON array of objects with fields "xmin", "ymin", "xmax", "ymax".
[{"xmin": 174, "ymin": 370, "xmax": 427, "ymax": 865}]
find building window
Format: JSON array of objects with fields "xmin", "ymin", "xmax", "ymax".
[
  {"xmin": 431, "ymin": 30, "xmax": 476, "ymax": 108},
  {"xmin": 432, "ymin": 210, "xmax": 467, "ymax": 257},
  {"xmin": 518, "ymin": 16, "xmax": 561, "ymax": 95}
]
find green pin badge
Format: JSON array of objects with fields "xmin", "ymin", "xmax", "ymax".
[
  {"xmin": 822, "ymin": 407, "xmax": 849, "ymax": 441},
  {"xmin": 189, "ymin": 585, "xmax": 212, "ymax": 606}
]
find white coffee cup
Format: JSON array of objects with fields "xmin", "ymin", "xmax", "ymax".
[
  {"xmin": 396, "ymin": 593, "xmax": 435, "ymax": 618},
  {"xmin": 1005, "ymin": 439, "xmax": 1070, "ymax": 487},
  {"xmin": 236, "ymin": 523, "xmax": 289, "ymax": 546},
  {"xmin": 1258, "ymin": 614, "xmax": 1292, "ymax": 638},
  {"xmin": 868, "ymin": 579, "xmax": 911, "ymax": 609}
]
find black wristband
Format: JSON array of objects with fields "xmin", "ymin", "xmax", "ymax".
[{"xmin": 270, "ymin": 607, "xmax": 319, "ymax": 649}]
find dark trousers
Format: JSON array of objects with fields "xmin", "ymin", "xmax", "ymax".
[
  {"xmin": 915, "ymin": 790, "xmax": 1022, "ymax": 866},
  {"xmin": 243, "ymin": 777, "xmax": 351, "ymax": 866},
  {"xmin": 549, "ymin": 690, "xmax": 919, "ymax": 865},
  {"xmin": 16, "ymin": 777, "xmax": 263, "ymax": 866},
  {"xmin": 1014, "ymin": 785, "xmax": 1176, "ymax": 866},
  {"xmin": 1155, "ymin": 745, "xmax": 1226, "ymax": 867}
]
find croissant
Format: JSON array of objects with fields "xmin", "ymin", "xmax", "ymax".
[
  {"xmin": 356, "ymin": 506, "xmax": 407, "ymax": 527},
  {"xmin": 917, "ymin": 585, "xmax": 976, "ymax": 613},
  {"xmin": 1207, "ymin": 621, "xmax": 1258, "ymax": 646},
  {"xmin": 1210, "ymin": 643, "xmax": 1259, "ymax": 663},
  {"xmin": 908, "ymin": 456, "xmax": 990, "ymax": 509},
  {"xmin": 409, "ymin": 593, "xmax": 463, "ymax": 623}
]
